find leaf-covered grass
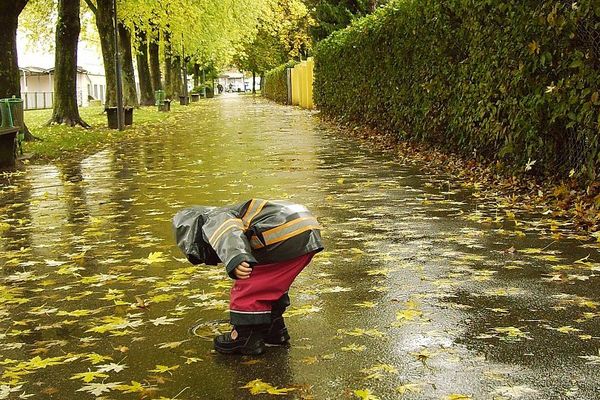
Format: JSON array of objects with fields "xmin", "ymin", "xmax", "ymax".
[{"xmin": 23, "ymin": 103, "xmax": 189, "ymax": 161}]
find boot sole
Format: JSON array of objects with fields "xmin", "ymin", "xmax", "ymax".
[
  {"xmin": 264, "ymin": 333, "xmax": 291, "ymax": 346},
  {"xmin": 214, "ymin": 343, "xmax": 265, "ymax": 355},
  {"xmin": 265, "ymin": 341, "xmax": 289, "ymax": 347}
]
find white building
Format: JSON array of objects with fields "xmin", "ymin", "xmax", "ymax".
[
  {"xmin": 17, "ymin": 27, "xmax": 106, "ymax": 110},
  {"xmin": 19, "ymin": 66, "xmax": 106, "ymax": 110},
  {"xmin": 217, "ymin": 69, "xmax": 261, "ymax": 93}
]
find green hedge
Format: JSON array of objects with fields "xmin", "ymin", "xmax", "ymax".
[
  {"xmin": 263, "ymin": 61, "xmax": 296, "ymax": 104},
  {"xmin": 315, "ymin": 0, "xmax": 600, "ymax": 180}
]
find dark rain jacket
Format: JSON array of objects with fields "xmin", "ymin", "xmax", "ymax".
[{"xmin": 173, "ymin": 199, "xmax": 324, "ymax": 279}]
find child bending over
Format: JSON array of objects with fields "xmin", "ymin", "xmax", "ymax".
[{"xmin": 173, "ymin": 199, "xmax": 323, "ymax": 355}]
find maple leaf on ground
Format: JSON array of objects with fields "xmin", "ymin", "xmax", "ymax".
[
  {"xmin": 27, "ymin": 355, "xmax": 67, "ymax": 369},
  {"xmin": 396, "ymin": 383, "xmax": 423, "ymax": 394},
  {"xmin": 140, "ymin": 252, "xmax": 169, "ymax": 264},
  {"xmin": 157, "ymin": 340, "xmax": 188, "ymax": 349},
  {"xmin": 361, "ymin": 364, "xmax": 398, "ymax": 375},
  {"xmin": 555, "ymin": 325, "xmax": 581, "ymax": 334},
  {"xmin": 354, "ymin": 301, "xmax": 377, "ymax": 308},
  {"xmin": 84, "ymin": 353, "xmax": 113, "ymax": 364},
  {"xmin": 301, "ymin": 356, "xmax": 318, "ymax": 365},
  {"xmin": 76, "ymin": 382, "xmax": 122, "ymax": 396},
  {"xmin": 149, "ymin": 365, "xmax": 180, "ymax": 373},
  {"xmin": 149, "ymin": 316, "xmax": 182, "ymax": 326},
  {"xmin": 0, "ymin": 385, "xmax": 23, "ymax": 400},
  {"xmin": 339, "ymin": 328, "xmax": 385, "ymax": 338},
  {"xmin": 341, "ymin": 344, "xmax": 366, "ymax": 352},
  {"xmin": 445, "ymin": 394, "xmax": 472, "ymax": 400},
  {"xmin": 70, "ymin": 370, "xmax": 109, "ymax": 383},
  {"xmin": 579, "ymin": 350, "xmax": 600, "ymax": 365},
  {"xmin": 353, "ymin": 389, "xmax": 380, "ymax": 400},
  {"xmin": 182, "ymin": 357, "xmax": 203, "ymax": 364},
  {"xmin": 240, "ymin": 379, "xmax": 295, "ymax": 395},
  {"xmin": 284, "ymin": 305, "xmax": 321, "ymax": 317},
  {"xmin": 115, "ymin": 381, "xmax": 149, "ymax": 393},
  {"xmin": 97, "ymin": 362, "xmax": 128, "ymax": 373},
  {"xmin": 134, "ymin": 296, "xmax": 150, "ymax": 309}
]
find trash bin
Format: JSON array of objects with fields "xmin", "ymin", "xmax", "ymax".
[
  {"xmin": 206, "ymin": 88, "xmax": 214, "ymax": 98},
  {"xmin": 1, "ymin": 97, "xmax": 23, "ymax": 128},
  {"xmin": 159, "ymin": 99, "xmax": 171, "ymax": 112},
  {"xmin": 191, "ymin": 93, "xmax": 200, "ymax": 102},
  {"xmin": 179, "ymin": 95, "xmax": 189, "ymax": 106},
  {"xmin": 106, "ymin": 107, "xmax": 133, "ymax": 128},
  {"xmin": 105, "ymin": 107, "xmax": 119, "ymax": 129},
  {"xmin": 0, "ymin": 101, "xmax": 13, "ymax": 128},
  {"xmin": 0, "ymin": 97, "xmax": 24, "ymax": 153},
  {"xmin": 124, "ymin": 107, "xmax": 133, "ymax": 125},
  {"xmin": 155, "ymin": 90, "xmax": 165, "ymax": 106}
]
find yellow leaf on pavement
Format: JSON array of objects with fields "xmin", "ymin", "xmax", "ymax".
[
  {"xmin": 396, "ymin": 383, "xmax": 423, "ymax": 394},
  {"xmin": 70, "ymin": 370, "xmax": 109, "ymax": 383},
  {"xmin": 354, "ymin": 389, "xmax": 380, "ymax": 400},
  {"xmin": 240, "ymin": 379, "xmax": 295, "ymax": 395},
  {"xmin": 445, "ymin": 394, "xmax": 472, "ymax": 400}
]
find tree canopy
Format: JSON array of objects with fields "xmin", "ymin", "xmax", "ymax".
[
  {"xmin": 20, "ymin": 0, "xmax": 272, "ymax": 69},
  {"xmin": 235, "ymin": 0, "xmax": 314, "ymax": 75},
  {"xmin": 305, "ymin": 0, "xmax": 388, "ymax": 42}
]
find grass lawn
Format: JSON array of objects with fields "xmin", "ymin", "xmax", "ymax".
[{"xmin": 22, "ymin": 102, "xmax": 192, "ymax": 161}]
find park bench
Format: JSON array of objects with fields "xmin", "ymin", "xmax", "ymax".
[{"xmin": 0, "ymin": 127, "xmax": 18, "ymax": 168}]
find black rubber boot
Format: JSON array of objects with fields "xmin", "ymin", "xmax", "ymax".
[
  {"xmin": 265, "ymin": 295, "xmax": 291, "ymax": 345},
  {"xmin": 265, "ymin": 315, "xmax": 290, "ymax": 345},
  {"xmin": 214, "ymin": 325, "xmax": 268, "ymax": 355}
]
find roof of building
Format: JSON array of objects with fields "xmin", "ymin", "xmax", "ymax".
[
  {"xmin": 20, "ymin": 66, "xmax": 91, "ymax": 75},
  {"xmin": 218, "ymin": 69, "xmax": 244, "ymax": 79}
]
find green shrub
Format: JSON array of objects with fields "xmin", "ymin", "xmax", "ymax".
[
  {"xmin": 263, "ymin": 61, "xmax": 297, "ymax": 104},
  {"xmin": 192, "ymin": 83, "xmax": 213, "ymax": 94},
  {"xmin": 315, "ymin": 0, "xmax": 600, "ymax": 180}
]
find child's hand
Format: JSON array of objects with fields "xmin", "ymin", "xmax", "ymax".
[{"xmin": 234, "ymin": 262, "xmax": 252, "ymax": 279}]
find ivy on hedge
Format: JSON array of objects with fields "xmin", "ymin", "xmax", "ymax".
[
  {"xmin": 263, "ymin": 61, "xmax": 297, "ymax": 104},
  {"xmin": 314, "ymin": 0, "xmax": 600, "ymax": 180}
]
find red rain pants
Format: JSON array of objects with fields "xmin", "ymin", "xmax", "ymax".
[{"xmin": 229, "ymin": 252, "xmax": 315, "ymax": 325}]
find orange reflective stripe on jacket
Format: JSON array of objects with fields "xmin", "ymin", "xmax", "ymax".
[
  {"xmin": 250, "ymin": 235, "xmax": 264, "ymax": 249},
  {"xmin": 241, "ymin": 199, "xmax": 268, "ymax": 230},
  {"xmin": 209, "ymin": 218, "xmax": 243, "ymax": 245},
  {"xmin": 262, "ymin": 216, "xmax": 321, "ymax": 246}
]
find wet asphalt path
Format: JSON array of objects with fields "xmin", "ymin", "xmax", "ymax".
[{"xmin": 0, "ymin": 94, "xmax": 599, "ymax": 399}]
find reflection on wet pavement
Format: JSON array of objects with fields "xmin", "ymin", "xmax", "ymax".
[{"xmin": 0, "ymin": 94, "xmax": 599, "ymax": 399}]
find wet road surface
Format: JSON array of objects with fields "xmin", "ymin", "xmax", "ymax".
[{"xmin": 0, "ymin": 94, "xmax": 599, "ymax": 399}]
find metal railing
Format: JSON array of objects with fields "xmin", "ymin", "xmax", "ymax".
[{"xmin": 22, "ymin": 91, "xmax": 84, "ymax": 110}]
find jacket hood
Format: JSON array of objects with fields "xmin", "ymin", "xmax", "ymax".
[{"xmin": 172, "ymin": 206, "xmax": 220, "ymax": 265}]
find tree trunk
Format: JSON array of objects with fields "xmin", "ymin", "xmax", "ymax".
[
  {"xmin": 368, "ymin": 0, "xmax": 378, "ymax": 12},
  {"xmin": 118, "ymin": 22, "xmax": 138, "ymax": 107},
  {"xmin": 193, "ymin": 63, "xmax": 199, "ymax": 89},
  {"xmin": 148, "ymin": 24, "xmax": 161, "ymax": 91},
  {"xmin": 0, "ymin": 0, "xmax": 34, "ymax": 141},
  {"xmin": 164, "ymin": 30, "xmax": 173, "ymax": 98},
  {"xmin": 135, "ymin": 27, "xmax": 154, "ymax": 106},
  {"xmin": 172, "ymin": 55, "xmax": 182, "ymax": 98},
  {"xmin": 49, "ymin": 0, "xmax": 89, "ymax": 127},
  {"xmin": 252, "ymin": 71, "xmax": 256, "ymax": 94},
  {"xmin": 0, "ymin": 2, "xmax": 27, "ymax": 101},
  {"xmin": 94, "ymin": 0, "xmax": 117, "ymax": 107}
]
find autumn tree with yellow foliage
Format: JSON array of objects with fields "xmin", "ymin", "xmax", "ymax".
[{"xmin": 235, "ymin": 0, "xmax": 314, "ymax": 92}]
